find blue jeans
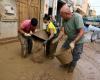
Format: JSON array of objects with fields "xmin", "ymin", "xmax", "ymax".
[
  {"xmin": 62, "ymin": 43, "xmax": 83, "ymax": 67},
  {"xmin": 71, "ymin": 43, "xmax": 83, "ymax": 66}
]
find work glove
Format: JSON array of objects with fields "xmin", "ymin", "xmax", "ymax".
[
  {"xmin": 24, "ymin": 33, "xmax": 31, "ymax": 36},
  {"xmin": 43, "ymin": 39, "xmax": 50, "ymax": 45},
  {"xmin": 69, "ymin": 41, "xmax": 75, "ymax": 50}
]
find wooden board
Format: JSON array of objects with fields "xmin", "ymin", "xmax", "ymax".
[{"xmin": 33, "ymin": 30, "xmax": 48, "ymax": 41}]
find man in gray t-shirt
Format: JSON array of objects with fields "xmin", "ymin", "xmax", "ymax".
[
  {"xmin": 56, "ymin": 4, "xmax": 84, "ymax": 73},
  {"xmin": 62, "ymin": 12, "xmax": 84, "ymax": 44}
]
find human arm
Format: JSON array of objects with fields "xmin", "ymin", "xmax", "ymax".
[
  {"xmin": 48, "ymin": 28, "xmax": 54, "ymax": 40},
  {"xmin": 70, "ymin": 28, "xmax": 84, "ymax": 49},
  {"xmin": 18, "ymin": 27, "xmax": 31, "ymax": 36},
  {"xmin": 52, "ymin": 27, "xmax": 64, "ymax": 43},
  {"xmin": 43, "ymin": 28, "xmax": 54, "ymax": 45},
  {"xmin": 73, "ymin": 28, "xmax": 84, "ymax": 43},
  {"xmin": 70, "ymin": 13, "xmax": 84, "ymax": 49},
  {"xmin": 57, "ymin": 27, "xmax": 64, "ymax": 40}
]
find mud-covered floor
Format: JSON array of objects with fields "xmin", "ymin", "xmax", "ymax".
[{"xmin": 0, "ymin": 41, "xmax": 100, "ymax": 80}]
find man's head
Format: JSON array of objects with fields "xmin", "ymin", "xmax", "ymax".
[
  {"xmin": 60, "ymin": 4, "xmax": 72, "ymax": 20},
  {"xmin": 31, "ymin": 18, "xmax": 38, "ymax": 30}
]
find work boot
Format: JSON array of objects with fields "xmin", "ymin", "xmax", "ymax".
[
  {"xmin": 67, "ymin": 62, "xmax": 76, "ymax": 73},
  {"xmin": 48, "ymin": 56, "xmax": 54, "ymax": 59},
  {"xmin": 60, "ymin": 63, "xmax": 70, "ymax": 69},
  {"xmin": 67, "ymin": 66, "xmax": 75, "ymax": 73},
  {"xmin": 27, "ymin": 49, "xmax": 32, "ymax": 54},
  {"xmin": 46, "ymin": 55, "xmax": 54, "ymax": 59}
]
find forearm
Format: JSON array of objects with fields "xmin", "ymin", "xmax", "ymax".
[
  {"xmin": 57, "ymin": 27, "xmax": 64, "ymax": 40},
  {"xmin": 73, "ymin": 29, "xmax": 84, "ymax": 43},
  {"xmin": 48, "ymin": 28, "xmax": 55, "ymax": 40},
  {"xmin": 18, "ymin": 27, "xmax": 26, "ymax": 35},
  {"xmin": 52, "ymin": 27, "xmax": 64, "ymax": 44},
  {"xmin": 58, "ymin": 31, "xmax": 64, "ymax": 39},
  {"xmin": 48, "ymin": 33, "xmax": 54, "ymax": 40}
]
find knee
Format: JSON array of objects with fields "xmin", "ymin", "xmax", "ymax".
[{"xmin": 72, "ymin": 52, "xmax": 81, "ymax": 61}]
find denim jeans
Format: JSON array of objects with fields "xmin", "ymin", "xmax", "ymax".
[
  {"xmin": 62, "ymin": 42, "xmax": 83, "ymax": 67},
  {"xmin": 71, "ymin": 43, "xmax": 83, "ymax": 66}
]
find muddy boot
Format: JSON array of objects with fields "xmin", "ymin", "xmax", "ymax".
[
  {"xmin": 67, "ymin": 62, "xmax": 76, "ymax": 73},
  {"xmin": 48, "ymin": 56, "xmax": 54, "ymax": 59},
  {"xmin": 68, "ymin": 66, "xmax": 75, "ymax": 73},
  {"xmin": 60, "ymin": 63, "xmax": 70, "ymax": 70},
  {"xmin": 45, "ymin": 49, "xmax": 54, "ymax": 59},
  {"xmin": 45, "ymin": 54, "xmax": 54, "ymax": 59},
  {"xmin": 27, "ymin": 48, "xmax": 32, "ymax": 54}
]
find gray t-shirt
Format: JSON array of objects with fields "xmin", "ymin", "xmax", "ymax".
[{"xmin": 62, "ymin": 13, "xmax": 84, "ymax": 45}]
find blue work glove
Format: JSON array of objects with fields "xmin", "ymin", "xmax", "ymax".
[{"xmin": 43, "ymin": 39, "xmax": 50, "ymax": 45}]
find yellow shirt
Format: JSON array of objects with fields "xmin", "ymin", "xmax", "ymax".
[{"xmin": 47, "ymin": 21, "xmax": 57, "ymax": 34}]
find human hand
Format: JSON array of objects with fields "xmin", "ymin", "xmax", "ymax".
[
  {"xmin": 24, "ymin": 33, "xmax": 31, "ymax": 36},
  {"xmin": 30, "ymin": 31, "xmax": 33, "ymax": 35},
  {"xmin": 43, "ymin": 40, "xmax": 48, "ymax": 45},
  {"xmin": 69, "ymin": 41, "xmax": 75, "ymax": 49},
  {"xmin": 43, "ymin": 39, "xmax": 50, "ymax": 45},
  {"xmin": 35, "ymin": 29, "xmax": 40, "ymax": 32}
]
